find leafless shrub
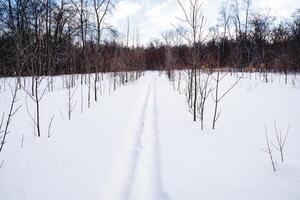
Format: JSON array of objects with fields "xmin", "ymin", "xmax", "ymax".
[
  {"xmin": 211, "ymin": 70, "xmax": 243, "ymax": 129},
  {"xmin": 261, "ymin": 124, "xmax": 277, "ymax": 172},
  {"xmin": 22, "ymin": 77, "xmax": 47, "ymax": 137},
  {"xmin": 25, "ymin": 100, "xmax": 37, "ymax": 137},
  {"xmin": 198, "ymin": 71, "xmax": 213, "ymax": 130},
  {"xmin": 271, "ymin": 120, "xmax": 289, "ymax": 162}
]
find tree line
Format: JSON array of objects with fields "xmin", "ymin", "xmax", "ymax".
[{"xmin": 0, "ymin": 0, "xmax": 299, "ymax": 77}]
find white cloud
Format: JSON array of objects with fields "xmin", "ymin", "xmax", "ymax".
[
  {"xmin": 140, "ymin": 0, "xmax": 212, "ymax": 44},
  {"xmin": 110, "ymin": 0, "xmax": 299, "ymax": 45},
  {"xmin": 144, "ymin": 0, "xmax": 212, "ymax": 28},
  {"xmin": 109, "ymin": 0, "xmax": 142, "ymax": 26},
  {"xmin": 254, "ymin": 0, "xmax": 298, "ymax": 19},
  {"xmin": 145, "ymin": 0, "xmax": 180, "ymax": 26},
  {"xmin": 139, "ymin": 0, "xmax": 180, "ymax": 43}
]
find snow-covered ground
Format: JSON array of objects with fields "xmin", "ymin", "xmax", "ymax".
[{"xmin": 0, "ymin": 71, "xmax": 300, "ymax": 200}]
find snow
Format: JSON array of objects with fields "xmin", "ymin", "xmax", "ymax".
[{"xmin": 0, "ymin": 71, "xmax": 300, "ymax": 200}]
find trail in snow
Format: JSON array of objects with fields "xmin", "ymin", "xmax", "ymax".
[
  {"xmin": 102, "ymin": 75, "xmax": 164, "ymax": 200},
  {"xmin": 129, "ymin": 78, "xmax": 162, "ymax": 200}
]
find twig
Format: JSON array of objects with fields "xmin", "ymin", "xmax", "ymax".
[
  {"xmin": 21, "ymin": 133, "xmax": 24, "ymax": 148},
  {"xmin": 48, "ymin": 115, "xmax": 55, "ymax": 138}
]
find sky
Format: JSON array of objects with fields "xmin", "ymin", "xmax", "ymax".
[{"xmin": 107, "ymin": 0, "xmax": 299, "ymax": 45}]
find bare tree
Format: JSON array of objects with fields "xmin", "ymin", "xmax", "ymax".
[
  {"xmin": 244, "ymin": 0, "xmax": 251, "ymax": 37},
  {"xmin": 66, "ymin": 79, "xmax": 78, "ymax": 120},
  {"xmin": 177, "ymin": 0, "xmax": 208, "ymax": 122},
  {"xmin": 161, "ymin": 29, "xmax": 181, "ymax": 79},
  {"xmin": 231, "ymin": 0, "xmax": 242, "ymax": 38},
  {"xmin": 211, "ymin": 6, "xmax": 243, "ymax": 130},
  {"xmin": 0, "ymin": 83, "xmax": 21, "ymax": 152},
  {"xmin": 93, "ymin": 0, "xmax": 112, "ymax": 102}
]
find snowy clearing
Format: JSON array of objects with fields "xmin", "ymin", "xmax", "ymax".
[{"xmin": 0, "ymin": 71, "xmax": 300, "ymax": 200}]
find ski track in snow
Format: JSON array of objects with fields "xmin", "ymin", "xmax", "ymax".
[{"xmin": 102, "ymin": 75, "xmax": 166, "ymax": 200}]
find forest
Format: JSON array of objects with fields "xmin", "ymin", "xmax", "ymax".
[{"xmin": 0, "ymin": 0, "xmax": 299, "ymax": 77}]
